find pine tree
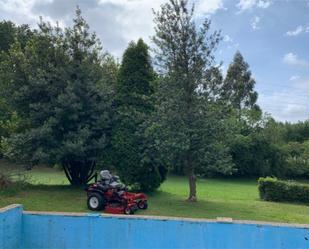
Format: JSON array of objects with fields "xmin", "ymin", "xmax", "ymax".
[
  {"xmin": 111, "ymin": 39, "xmax": 167, "ymax": 191},
  {"xmin": 1, "ymin": 8, "xmax": 113, "ymax": 185},
  {"xmin": 0, "ymin": 21, "xmax": 33, "ymax": 52},
  {"xmin": 222, "ymin": 51, "xmax": 261, "ymax": 120}
]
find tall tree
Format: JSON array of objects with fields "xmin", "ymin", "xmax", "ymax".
[
  {"xmin": 0, "ymin": 21, "xmax": 33, "ymax": 155},
  {"xmin": 0, "ymin": 21, "xmax": 33, "ymax": 52},
  {"xmin": 222, "ymin": 51, "xmax": 260, "ymax": 120},
  {"xmin": 1, "ymin": 8, "xmax": 112, "ymax": 185},
  {"xmin": 112, "ymin": 39, "xmax": 167, "ymax": 191},
  {"xmin": 152, "ymin": 0, "xmax": 234, "ymax": 201}
]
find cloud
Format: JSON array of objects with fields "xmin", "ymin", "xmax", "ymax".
[
  {"xmin": 0, "ymin": 0, "xmax": 226, "ymax": 58},
  {"xmin": 285, "ymin": 24, "xmax": 309, "ymax": 36},
  {"xmin": 0, "ymin": 0, "xmax": 170, "ymax": 57},
  {"xmin": 223, "ymin": 35, "xmax": 233, "ymax": 42},
  {"xmin": 256, "ymin": 0, "xmax": 272, "ymax": 8},
  {"xmin": 196, "ymin": 0, "xmax": 224, "ymax": 15},
  {"xmin": 286, "ymin": 25, "xmax": 303, "ymax": 36},
  {"xmin": 259, "ymin": 90, "xmax": 309, "ymax": 122},
  {"xmin": 222, "ymin": 34, "xmax": 239, "ymax": 49},
  {"xmin": 289, "ymin": 75, "xmax": 300, "ymax": 81},
  {"xmin": 251, "ymin": 16, "xmax": 260, "ymax": 30},
  {"xmin": 259, "ymin": 75, "xmax": 309, "ymax": 122},
  {"xmin": 283, "ymin": 53, "xmax": 309, "ymax": 67},
  {"xmin": 237, "ymin": 0, "xmax": 272, "ymax": 11},
  {"xmin": 0, "ymin": 0, "xmax": 45, "ymax": 25}
]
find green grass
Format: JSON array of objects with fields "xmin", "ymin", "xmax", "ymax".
[{"xmin": 1, "ymin": 160, "xmax": 309, "ymax": 224}]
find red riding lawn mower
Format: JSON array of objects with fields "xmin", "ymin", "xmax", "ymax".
[{"xmin": 86, "ymin": 170, "xmax": 148, "ymax": 215}]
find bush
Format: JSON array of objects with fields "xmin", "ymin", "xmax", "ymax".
[
  {"xmin": 281, "ymin": 141, "xmax": 309, "ymax": 178},
  {"xmin": 0, "ymin": 172, "xmax": 12, "ymax": 188},
  {"xmin": 0, "ymin": 171, "xmax": 29, "ymax": 196},
  {"xmin": 230, "ymin": 134, "xmax": 287, "ymax": 177},
  {"xmin": 258, "ymin": 177, "xmax": 309, "ymax": 203}
]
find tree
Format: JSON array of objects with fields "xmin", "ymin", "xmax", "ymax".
[
  {"xmin": 229, "ymin": 133, "xmax": 286, "ymax": 177},
  {"xmin": 151, "ymin": 0, "xmax": 234, "ymax": 201},
  {"xmin": 222, "ymin": 51, "xmax": 261, "ymax": 121},
  {"xmin": 0, "ymin": 21, "xmax": 16, "ymax": 52},
  {"xmin": 1, "ymin": 8, "xmax": 113, "ymax": 185},
  {"xmin": 0, "ymin": 21, "xmax": 33, "ymax": 52},
  {"xmin": 111, "ymin": 39, "xmax": 167, "ymax": 191},
  {"xmin": 0, "ymin": 21, "xmax": 33, "ymax": 155}
]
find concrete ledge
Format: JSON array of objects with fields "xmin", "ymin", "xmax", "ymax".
[
  {"xmin": 0, "ymin": 204, "xmax": 22, "ymax": 213},
  {"xmin": 21, "ymin": 205, "xmax": 309, "ymax": 229}
]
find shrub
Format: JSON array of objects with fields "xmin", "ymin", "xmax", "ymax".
[
  {"xmin": 0, "ymin": 172, "xmax": 12, "ymax": 188},
  {"xmin": 0, "ymin": 171, "xmax": 29, "ymax": 196},
  {"xmin": 282, "ymin": 141, "xmax": 309, "ymax": 178},
  {"xmin": 230, "ymin": 135, "xmax": 287, "ymax": 177},
  {"xmin": 258, "ymin": 177, "xmax": 309, "ymax": 203}
]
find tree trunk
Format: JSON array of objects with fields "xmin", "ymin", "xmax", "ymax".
[
  {"xmin": 186, "ymin": 155, "xmax": 197, "ymax": 202},
  {"xmin": 63, "ymin": 160, "xmax": 96, "ymax": 186}
]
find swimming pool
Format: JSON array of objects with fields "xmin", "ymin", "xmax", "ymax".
[{"xmin": 1, "ymin": 204, "xmax": 308, "ymax": 249}]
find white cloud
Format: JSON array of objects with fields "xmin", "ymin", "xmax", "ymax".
[
  {"xmin": 256, "ymin": 0, "xmax": 272, "ymax": 8},
  {"xmin": 0, "ymin": 0, "xmax": 169, "ymax": 57},
  {"xmin": 196, "ymin": 0, "xmax": 224, "ymax": 15},
  {"xmin": 259, "ymin": 90, "xmax": 309, "ymax": 122},
  {"xmin": 251, "ymin": 16, "xmax": 260, "ymax": 30},
  {"xmin": 282, "ymin": 103, "xmax": 307, "ymax": 118},
  {"xmin": 222, "ymin": 34, "xmax": 239, "ymax": 49},
  {"xmin": 223, "ymin": 35, "xmax": 233, "ymax": 42},
  {"xmin": 283, "ymin": 53, "xmax": 309, "ymax": 67},
  {"xmin": 295, "ymin": 78, "xmax": 309, "ymax": 92},
  {"xmin": 259, "ymin": 75, "xmax": 309, "ymax": 122},
  {"xmin": 0, "ymin": 0, "xmax": 226, "ymax": 58},
  {"xmin": 289, "ymin": 75, "xmax": 300, "ymax": 81},
  {"xmin": 286, "ymin": 25, "xmax": 304, "ymax": 36},
  {"xmin": 0, "ymin": 0, "xmax": 42, "ymax": 25},
  {"xmin": 285, "ymin": 24, "xmax": 309, "ymax": 36},
  {"xmin": 237, "ymin": 0, "xmax": 272, "ymax": 11},
  {"xmin": 237, "ymin": 0, "xmax": 256, "ymax": 10}
]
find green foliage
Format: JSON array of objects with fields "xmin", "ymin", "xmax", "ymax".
[
  {"xmin": 111, "ymin": 39, "xmax": 166, "ymax": 191},
  {"xmin": 0, "ymin": 170, "xmax": 30, "ymax": 196},
  {"xmin": 258, "ymin": 177, "xmax": 309, "ymax": 203},
  {"xmin": 0, "ymin": 21, "xmax": 33, "ymax": 52},
  {"xmin": 261, "ymin": 117, "xmax": 286, "ymax": 144},
  {"xmin": 0, "ymin": 21, "xmax": 33, "ymax": 154},
  {"xmin": 284, "ymin": 121, "xmax": 309, "ymax": 143},
  {"xmin": 222, "ymin": 51, "xmax": 261, "ymax": 130},
  {"xmin": 230, "ymin": 134, "xmax": 287, "ymax": 177},
  {"xmin": 0, "ymin": 112, "xmax": 21, "ymax": 156},
  {"xmin": 0, "ymin": 3, "xmax": 308, "ymax": 194},
  {"xmin": 223, "ymin": 52, "xmax": 260, "ymax": 113},
  {"xmin": 0, "ymin": 8, "xmax": 113, "ymax": 185},
  {"xmin": 152, "ymin": 0, "xmax": 234, "ymax": 200},
  {"xmin": 282, "ymin": 141, "xmax": 309, "ymax": 177}
]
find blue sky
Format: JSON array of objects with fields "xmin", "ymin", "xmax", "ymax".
[
  {"xmin": 209, "ymin": 0, "xmax": 309, "ymax": 123},
  {"xmin": 0, "ymin": 0, "xmax": 308, "ymax": 122}
]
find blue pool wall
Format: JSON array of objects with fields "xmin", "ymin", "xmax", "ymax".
[
  {"xmin": 1, "ymin": 204, "xmax": 309, "ymax": 249},
  {"xmin": 0, "ymin": 205, "xmax": 22, "ymax": 249}
]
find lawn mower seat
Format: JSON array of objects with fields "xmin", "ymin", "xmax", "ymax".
[{"xmin": 99, "ymin": 170, "xmax": 127, "ymax": 195}]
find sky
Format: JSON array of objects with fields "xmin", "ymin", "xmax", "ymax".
[{"xmin": 0, "ymin": 0, "xmax": 308, "ymax": 123}]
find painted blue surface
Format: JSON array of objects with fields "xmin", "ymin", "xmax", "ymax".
[
  {"xmin": 1, "ymin": 205, "xmax": 309, "ymax": 249},
  {"xmin": 0, "ymin": 205, "xmax": 22, "ymax": 249},
  {"xmin": 21, "ymin": 214, "xmax": 309, "ymax": 249}
]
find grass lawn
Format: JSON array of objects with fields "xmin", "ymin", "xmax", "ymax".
[{"xmin": 1, "ymin": 160, "xmax": 309, "ymax": 224}]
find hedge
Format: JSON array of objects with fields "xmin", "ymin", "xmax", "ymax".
[{"xmin": 258, "ymin": 177, "xmax": 309, "ymax": 203}]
